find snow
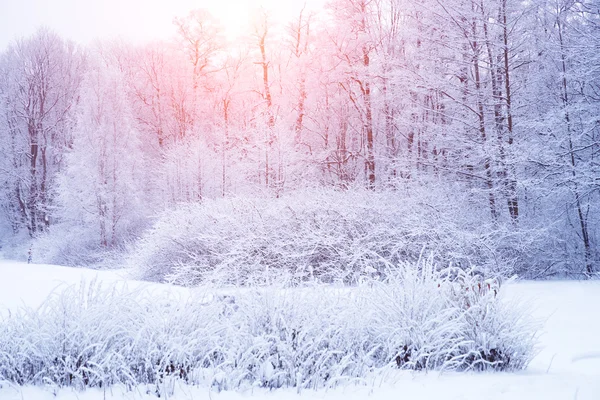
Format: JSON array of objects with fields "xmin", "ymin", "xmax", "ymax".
[
  {"xmin": 0, "ymin": 260, "xmax": 598, "ymax": 400},
  {"xmin": 0, "ymin": 260, "xmax": 188, "ymax": 317},
  {"xmin": 0, "ymin": 262, "xmax": 121, "ymax": 316},
  {"xmin": 506, "ymin": 281, "xmax": 600, "ymax": 376}
]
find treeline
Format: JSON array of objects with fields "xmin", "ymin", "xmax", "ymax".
[{"xmin": 0, "ymin": 0, "xmax": 598, "ymax": 276}]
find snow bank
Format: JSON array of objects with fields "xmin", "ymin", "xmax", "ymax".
[
  {"xmin": 2, "ymin": 372, "xmax": 598, "ymax": 400},
  {"xmin": 0, "ymin": 261, "xmax": 126, "ymax": 314}
]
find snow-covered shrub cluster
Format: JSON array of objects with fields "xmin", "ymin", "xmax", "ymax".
[
  {"xmin": 129, "ymin": 188, "xmax": 546, "ymax": 286},
  {"xmin": 0, "ymin": 263, "xmax": 536, "ymax": 393},
  {"xmin": 24, "ymin": 224, "xmax": 131, "ymax": 269}
]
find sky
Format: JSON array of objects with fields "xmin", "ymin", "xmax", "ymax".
[{"xmin": 0, "ymin": 0, "xmax": 325, "ymax": 51}]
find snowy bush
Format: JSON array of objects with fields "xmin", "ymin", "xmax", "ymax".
[
  {"xmin": 128, "ymin": 189, "xmax": 544, "ymax": 286},
  {"xmin": 0, "ymin": 261, "xmax": 537, "ymax": 394},
  {"xmin": 452, "ymin": 272, "xmax": 537, "ymax": 371},
  {"xmin": 26, "ymin": 224, "xmax": 126, "ymax": 268}
]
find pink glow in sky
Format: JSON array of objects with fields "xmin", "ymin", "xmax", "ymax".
[{"xmin": 0, "ymin": 0, "xmax": 324, "ymax": 50}]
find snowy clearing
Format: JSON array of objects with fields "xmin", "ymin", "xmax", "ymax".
[
  {"xmin": 0, "ymin": 262, "xmax": 188, "ymax": 318},
  {"xmin": 0, "ymin": 260, "xmax": 598, "ymax": 400}
]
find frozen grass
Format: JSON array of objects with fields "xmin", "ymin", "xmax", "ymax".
[
  {"xmin": 0, "ymin": 260, "xmax": 536, "ymax": 396},
  {"xmin": 1, "ymin": 260, "xmax": 599, "ymax": 399}
]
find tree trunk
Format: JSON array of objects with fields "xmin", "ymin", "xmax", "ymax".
[
  {"xmin": 557, "ymin": 16, "xmax": 593, "ymax": 275},
  {"xmin": 472, "ymin": 20, "xmax": 498, "ymax": 222}
]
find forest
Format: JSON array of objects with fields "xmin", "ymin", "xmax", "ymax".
[
  {"xmin": 0, "ymin": 1, "xmax": 599, "ymax": 396},
  {"xmin": 0, "ymin": 0, "xmax": 598, "ymax": 280}
]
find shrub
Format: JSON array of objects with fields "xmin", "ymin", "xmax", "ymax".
[{"xmin": 128, "ymin": 189, "xmax": 544, "ymax": 286}]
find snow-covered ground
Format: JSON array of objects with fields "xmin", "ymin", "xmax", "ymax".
[
  {"xmin": 0, "ymin": 260, "xmax": 598, "ymax": 400},
  {"xmin": 0, "ymin": 262, "xmax": 126, "ymax": 314}
]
